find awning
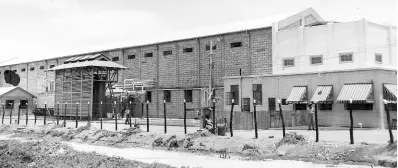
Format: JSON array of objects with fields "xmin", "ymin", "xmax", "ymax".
[
  {"xmin": 310, "ymin": 85, "xmax": 333, "ymax": 103},
  {"xmin": 336, "ymin": 83, "xmax": 373, "ymax": 104},
  {"xmin": 47, "ymin": 60, "xmax": 128, "ymax": 71},
  {"xmin": 286, "ymin": 86, "xmax": 307, "ymax": 104},
  {"xmin": 384, "ymin": 84, "xmax": 397, "ymax": 103}
]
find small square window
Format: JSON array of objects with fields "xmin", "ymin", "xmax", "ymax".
[
  {"xmin": 163, "ymin": 50, "xmax": 172, "ymax": 56},
  {"xmin": 20, "ymin": 100, "xmax": 28, "ymax": 109},
  {"xmin": 39, "ymin": 65, "xmax": 45, "ymax": 70},
  {"xmin": 230, "ymin": 42, "xmax": 242, "ymax": 48},
  {"xmin": 128, "ymin": 55, "xmax": 136, "ymax": 59},
  {"xmin": 30, "ymin": 67, "xmax": 35, "ymax": 71},
  {"xmin": 310, "ymin": 55, "xmax": 323, "ymax": 65},
  {"xmin": 21, "ymin": 68, "xmax": 26, "ymax": 72},
  {"xmin": 319, "ymin": 104, "xmax": 332, "ymax": 110},
  {"xmin": 49, "ymin": 65, "xmax": 55, "ymax": 68},
  {"xmin": 13, "ymin": 70, "xmax": 17, "ymax": 73},
  {"xmin": 294, "ymin": 104, "xmax": 307, "ymax": 110},
  {"xmin": 146, "ymin": 91, "xmax": 152, "ymax": 102},
  {"xmin": 205, "ymin": 44, "xmax": 217, "ymax": 51},
  {"xmin": 339, "ymin": 53, "xmax": 353, "ymax": 63},
  {"xmin": 184, "ymin": 90, "xmax": 193, "ymax": 102},
  {"xmin": 164, "ymin": 90, "xmax": 171, "ymax": 102},
  {"xmin": 112, "ymin": 57, "xmax": 119, "ymax": 61},
  {"xmin": 268, "ymin": 98, "xmax": 276, "ymax": 111},
  {"xmin": 375, "ymin": 53, "xmax": 382, "ymax": 63},
  {"xmin": 5, "ymin": 100, "xmax": 14, "ymax": 109},
  {"xmin": 145, "ymin": 52, "xmax": 153, "ymax": 57},
  {"xmin": 183, "ymin": 48, "xmax": 193, "ymax": 53},
  {"xmin": 283, "ymin": 58, "xmax": 295, "ymax": 67}
]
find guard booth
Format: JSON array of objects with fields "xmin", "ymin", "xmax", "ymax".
[{"xmin": 48, "ymin": 54, "xmax": 128, "ymax": 119}]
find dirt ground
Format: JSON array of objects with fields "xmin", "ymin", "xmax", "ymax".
[{"xmin": 0, "ymin": 123, "xmax": 396, "ymax": 168}]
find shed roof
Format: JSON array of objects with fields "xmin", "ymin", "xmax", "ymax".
[
  {"xmin": 47, "ymin": 60, "xmax": 128, "ymax": 71},
  {"xmin": 0, "ymin": 86, "xmax": 36, "ymax": 99}
]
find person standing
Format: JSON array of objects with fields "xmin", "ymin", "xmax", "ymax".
[
  {"xmin": 308, "ymin": 104, "xmax": 315, "ymax": 130},
  {"xmin": 125, "ymin": 108, "xmax": 131, "ymax": 125}
]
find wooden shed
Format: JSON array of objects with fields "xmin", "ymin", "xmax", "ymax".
[{"xmin": 0, "ymin": 86, "xmax": 36, "ymax": 115}]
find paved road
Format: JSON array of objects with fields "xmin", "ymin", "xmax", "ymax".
[{"xmin": 2, "ymin": 116, "xmax": 396, "ymax": 144}]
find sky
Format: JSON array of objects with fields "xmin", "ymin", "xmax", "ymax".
[{"xmin": 0, "ymin": 0, "xmax": 396, "ymax": 65}]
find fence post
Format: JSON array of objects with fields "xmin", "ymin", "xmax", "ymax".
[
  {"xmin": 383, "ymin": 99, "xmax": 394, "ymax": 144},
  {"xmin": 25, "ymin": 102, "xmax": 28, "ymax": 125},
  {"xmin": 17, "ymin": 103, "xmax": 21, "ymax": 124},
  {"xmin": 349, "ymin": 99, "xmax": 354, "ymax": 144},
  {"xmin": 129, "ymin": 101, "xmax": 132, "ymax": 128},
  {"xmin": 253, "ymin": 99, "xmax": 258, "ymax": 139},
  {"xmin": 146, "ymin": 101, "xmax": 149, "ymax": 132},
  {"xmin": 34, "ymin": 103, "xmax": 37, "ymax": 125},
  {"xmin": 64, "ymin": 103, "xmax": 67, "ymax": 127},
  {"xmin": 164, "ymin": 100, "xmax": 167, "ymax": 134},
  {"xmin": 230, "ymin": 99, "xmax": 235, "ymax": 137},
  {"xmin": 2, "ymin": 104, "xmax": 5, "ymax": 124},
  {"xmin": 114, "ymin": 101, "xmax": 117, "ymax": 131},
  {"xmin": 44, "ymin": 102, "xmax": 47, "ymax": 125},
  {"xmin": 141, "ymin": 102, "xmax": 144, "ymax": 119},
  {"xmin": 183, "ymin": 99, "xmax": 187, "ymax": 134},
  {"xmin": 75, "ymin": 102, "xmax": 79, "ymax": 128},
  {"xmin": 9, "ymin": 103, "xmax": 13, "ymax": 124},
  {"xmin": 57, "ymin": 102, "xmax": 60, "ymax": 125},
  {"xmin": 87, "ymin": 102, "xmax": 90, "ymax": 123},
  {"xmin": 315, "ymin": 103, "xmax": 319, "ymax": 142},
  {"xmin": 278, "ymin": 99, "xmax": 285, "ymax": 138},
  {"xmin": 100, "ymin": 101, "xmax": 103, "ymax": 129},
  {"xmin": 212, "ymin": 99, "xmax": 216, "ymax": 133}
]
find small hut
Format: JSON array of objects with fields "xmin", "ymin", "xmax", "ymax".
[{"xmin": 0, "ymin": 86, "xmax": 36, "ymax": 115}]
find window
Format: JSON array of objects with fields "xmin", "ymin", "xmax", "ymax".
[
  {"xmin": 163, "ymin": 50, "xmax": 172, "ymax": 56},
  {"xmin": 21, "ymin": 68, "xmax": 26, "ymax": 72},
  {"xmin": 268, "ymin": 98, "xmax": 276, "ymax": 111},
  {"xmin": 252, "ymin": 84, "xmax": 262, "ymax": 105},
  {"xmin": 294, "ymin": 104, "xmax": 307, "ymax": 110},
  {"xmin": 242, "ymin": 98, "xmax": 250, "ymax": 112},
  {"xmin": 5, "ymin": 100, "xmax": 14, "ymax": 109},
  {"xmin": 319, "ymin": 104, "xmax": 332, "ymax": 110},
  {"xmin": 230, "ymin": 42, "xmax": 242, "ymax": 48},
  {"xmin": 146, "ymin": 91, "xmax": 152, "ymax": 103},
  {"xmin": 127, "ymin": 55, "xmax": 135, "ymax": 59},
  {"xmin": 387, "ymin": 103, "xmax": 397, "ymax": 111},
  {"xmin": 205, "ymin": 44, "xmax": 217, "ymax": 51},
  {"xmin": 283, "ymin": 58, "xmax": 295, "ymax": 67},
  {"xmin": 145, "ymin": 52, "xmax": 153, "ymax": 57},
  {"xmin": 344, "ymin": 103, "xmax": 373, "ymax": 110},
  {"xmin": 375, "ymin": 53, "xmax": 382, "ymax": 63},
  {"xmin": 339, "ymin": 53, "xmax": 353, "ymax": 63},
  {"xmin": 310, "ymin": 55, "xmax": 323, "ymax": 65},
  {"xmin": 13, "ymin": 70, "xmax": 17, "ymax": 73},
  {"xmin": 48, "ymin": 81, "xmax": 54, "ymax": 92},
  {"xmin": 230, "ymin": 85, "xmax": 239, "ymax": 105},
  {"xmin": 112, "ymin": 57, "xmax": 119, "ymax": 61},
  {"xmin": 164, "ymin": 90, "xmax": 171, "ymax": 102},
  {"xmin": 281, "ymin": 99, "xmax": 288, "ymax": 105},
  {"xmin": 20, "ymin": 100, "xmax": 28, "ymax": 109},
  {"xmin": 49, "ymin": 65, "xmax": 55, "ymax": 68},
  {"xmin": 40, "ymin": 65, "xmax": 45, "ymax": 70},
  {"xmin": 184, "ymin": 90, "xmax": 193, "ymax": 102},
  {"xmin": 30, "ymin": 67, "xmax": 35, "ymax": 71},
  {"xmin": 183, "ymin": 47, "xmax": 193, "ymax": 53}
]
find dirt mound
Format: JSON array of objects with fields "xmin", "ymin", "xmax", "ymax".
[
  {"xmin": 187, "ymin": 130, "xmax": 214, "ymax": 139},
  {"xmin": 76, "ymin": 122, "xmax": 91, "ymax": 133},
  {"xmin": 152, "ymin": 137, "xmax": 163, "ymax": 147},
  {"xmin": 123, "ymin": 127, "xmax": 143, "ymax": 136},
  {"xmin": 276, "ymin": 132, "xmax": 307, "ymax": 148}
]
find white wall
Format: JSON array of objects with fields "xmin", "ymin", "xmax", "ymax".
[{"xmin": 273, "ymin": 19, "xmax": 397, "ymax": 75}]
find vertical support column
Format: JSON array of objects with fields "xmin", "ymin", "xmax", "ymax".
[
  {"xmin": 17, "ymin": 103, "xmax": 20, "ymax": 124},
  {"xmin": 100, "ymin": 101, "xmax": 103, "ymax": 129},
  {"xmin": 57, "ymin": 102, "xmax": 60, "ymax": 125},
  {"xmin": 64, "ymin": 103, "xmax": 67, "ymax": 127},
  {"xmin": 1, "ymin": 104, "xmax": 4, "ymax": 124},
  {"xmin": 230, "ymin": 99, "xmax": 235, "ymax": 137},
  {"xmin": 183, "ymin": 99, "xmax": 187, "ymax": 134},
  {"xmin": 75, "ymin": 102, "xmax": 79, "ymax": 128},
  {"xmin": 44, "ymin": 103, "xmax": 47, "ymax": 125},
  {"xmin": 253, "ymin": 99, "xmax": 258, "ymax": 139},
  {"xmin": 163, "ymin": 100, "xmax": 167, "ymax": 134},
  {"xmin": 315, "ymin": 103, "xmax": 319, "ymax": 142},
  {"xmin": 278, "ymin": 99, "xmax": 285, "ymax": 137},
  {"xmin": 349, "ymin": 99, "xmax": 354, "ymax": 144},
  {"xmin": 146, "ymin": 101, "xmax": 149, "ymax": 132}
]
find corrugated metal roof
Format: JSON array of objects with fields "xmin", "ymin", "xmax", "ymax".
[
  {"xmin": 310, "ymin": 85, "xmax": 333, "ymax": 103},
  {"xmin": 48, "ymin": 60, "xmax": 128, "ymax": 71},
  {"xmin": 384, "ymin": 84, "xmax": 397, "ymax": 102},
  {"xmin": 336, "ymin": 83, "xmax": 373, "ymax": 104},
  {"xmin": 286, "ymin": 86, "xmax": 307, "ymax": 104}
]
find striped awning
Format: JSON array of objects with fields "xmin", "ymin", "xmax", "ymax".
[
  {"xmin": 310, "ymin": 85, "xmax": 333, "ymax": 103},
  {"xmin": 286, "ymin": 86, "xmax": 307, "ymax": 104},
  {"xmin": 336, "ymin": 83, "xmax": 373, "ymax": 104},
  {"xmin": 384, "ymin": 84, "xmax": 397, "ymax": 103}
]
